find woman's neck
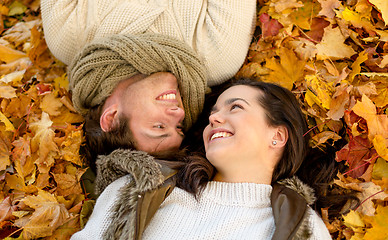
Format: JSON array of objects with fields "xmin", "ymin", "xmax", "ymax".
[{"xmin": 213, "ymin": 170, "xmax": 272, "ymax": 185}]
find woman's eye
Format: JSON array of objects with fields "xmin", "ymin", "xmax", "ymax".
[{"xmin": 230, "ymin": 104, "xmax": 242, "ymax": 111}]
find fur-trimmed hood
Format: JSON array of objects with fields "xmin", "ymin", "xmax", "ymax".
[{"xmin": 95, "ymin": 149, "xmax": 317, "ymax": 240}]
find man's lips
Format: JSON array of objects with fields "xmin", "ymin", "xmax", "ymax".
[{"xmin": 156, "ymin": 90, "xmax": 177, "ymax": 101}]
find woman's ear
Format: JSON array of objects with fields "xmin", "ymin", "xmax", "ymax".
[
  {"xmin": 100, "ymin": 104, "xmax": 119, "ymax": 132},
  {"xmin": 271, "ymin": 126, "xmax": 288, "ymax": 148}
]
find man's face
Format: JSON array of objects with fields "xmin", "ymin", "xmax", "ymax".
[{"xmin": 120, "ymin": 72, "xmax": 185, "ymax": 153}]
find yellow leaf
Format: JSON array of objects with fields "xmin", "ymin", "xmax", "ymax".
[
  {"xmin": 0, "ymin": 44, "xmax": 26, "ymax": 63},
  {"xmin": 0, "ymin": 110, "xmax": 15, "ymax": 132},
  {"xmin": 40, "ymin": 92, "xmax": 63, "ymax": 117},
  {"xmin": 364, "ymin": 206, "xmax": 388, "ymax": 240},
  {"xmin": 0, "ymin": 85, "xmax": 17, "ymax": 99},
  {"xmin": 349, "ymin": 51, "xmax": 368, "ymax": 81},
  {"xmin": 340, "ymin": 7, "xmax": 374, "ymax": 29},
  {"xmin": 316, "ymin": 26, "xmax": 356, "ymax": 60},
  {"xmin": 352, "ymin": 95, "xmax": 388, "ymax": 140},
  {"xmin": 327, "ymin": 83, "xmax": 351, "ymax": 120},
  {"xmin": 371, "ymin": 80, "xmax": 388, "ymax": 108},
  {"xmin": 265, "ymin": 47, "xmax": 305, "ymax": 90},
  {"xmin": 311, "ymin": 131, "xmax": 342, "ymax": 147},
  {"xmin": 373, "ymin": 135, "xmax": 388, "ymax": 161},
  {"xmin": 0, "ymin": 5, "xmax": 9, "ymax": 15},
  {"xmin": 0, "ymin": 70, "xmax": 26, "ymax": 86},
  {"xmin": 54, "ymin": 73, "xmax": 69, "ymax": 91},
  {"xmin": 372, "ymin": 158, "xmax": 388, "ymax": 180},
  {"xmin": 305, "ymin": 75, "xmax": 332, "ymax": 109},
  {"xmin": 368, "ymin": 0, "xmax": 388, "ymax": 25},
  {"xmin": 343, "ymin": 210, "xmax": 365, "ymax": 229},
  {"xmin": 0, "ymin": 135, "xmax": 11, "ymax": 171},
  {"xmin": 61, "ymin": 130, "xmax": 83, "ymax": 166},
  {"xmin": 29, "ymin": 112, "xmax": 59, "ymax": 173},
  {"xmin": 53, "ymin": 173, "xmax": 83, "ymax": 197},
  {"xmin": 21, "ymin": 190, "xmax": 71, "ymax": 239},
  {"xmin": 7, "ymin": 1, "xmax": 27, "ymax": 16}
]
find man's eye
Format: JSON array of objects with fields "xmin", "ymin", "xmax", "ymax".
[{"xmin": 154, "ymin": 124, "xmax": 165, "ymax": 129}]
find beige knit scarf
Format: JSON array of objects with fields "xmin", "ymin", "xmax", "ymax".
[{"xmin": 68, "ymin": 33, "xmax": 207, "ymax": 129}]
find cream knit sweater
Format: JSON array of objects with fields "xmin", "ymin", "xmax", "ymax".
[
  {"xmin": 70, "ymin": 176, "xmax": 332, "ymax": 240},
  {"xmin": 40, "ymin": 0, "xmax": 257, "ymax": 86}
]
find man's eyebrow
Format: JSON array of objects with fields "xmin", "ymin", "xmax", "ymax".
[
  {"xmin": 211, "ymin": 97, "xmax": 250, "ymax": 112},
  {"xmin": 145, "ymin": 133, "xmax": 170, "ymax": 139}
]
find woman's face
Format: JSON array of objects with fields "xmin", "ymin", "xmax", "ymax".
[
  {"xmin": 203, "ymin": 85, "xmax": 277, "ymax": 174},
  {"xmin": 120, "ymin": 72, "xmax": 185, "ymax": 153}
]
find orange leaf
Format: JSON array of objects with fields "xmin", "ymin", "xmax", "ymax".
[{"xmin": 19, "ymin": 190, "xmax": 71, "ymax": 239}]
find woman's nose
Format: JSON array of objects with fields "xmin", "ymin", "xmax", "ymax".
[{"xmin": 209, "ymin": 111, "xmax": 223, "ymax": 126}]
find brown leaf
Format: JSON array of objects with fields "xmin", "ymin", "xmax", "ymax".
[{"xmin": 19, "ymin": 190, "xmax": 71, "ymax": 239}]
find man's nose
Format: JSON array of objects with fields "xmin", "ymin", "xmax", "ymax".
[{"xmin": 166, "ymin": 106, "xmax": 185, "ymax": 122}]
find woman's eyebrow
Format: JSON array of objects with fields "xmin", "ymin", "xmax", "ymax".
[
  {"xmin": 210, "ymin": 98, "xmax": 250, "ymax": 113},
  {"xmin": 226, "ymin": 98, "xmax": 250, "ymax": 106}
]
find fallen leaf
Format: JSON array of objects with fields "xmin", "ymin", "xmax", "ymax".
[
  {"xmin": 265, "ymin": 47, "xmax": 305, "ymax": 89},
  {"xmin": 316, "ymin": 26, "xmax": 356, "ymax": 60},
  {"xmin": 368, "ymin": 0, "xmax": 388, "ymax": 25},
  {"xmin": 19, "ymin": 190, "xmax": 71, "ymax": 239},
  {"xmin": 372, "ymin": 158, "xmax": 388, "ymax": 180}
]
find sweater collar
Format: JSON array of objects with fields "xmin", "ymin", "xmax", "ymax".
[{"xmin": 200, "ymin": 181, "xmax": 272, "ymax": 207}]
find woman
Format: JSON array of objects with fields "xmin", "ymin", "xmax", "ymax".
[{"xmin": 72, "ymin": 79, "xmax": 352, "ymax": 239}]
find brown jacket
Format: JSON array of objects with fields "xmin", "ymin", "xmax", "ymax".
[{"xmin": 94, "ymin": 149, "xmax": 316, "ymax": 240}]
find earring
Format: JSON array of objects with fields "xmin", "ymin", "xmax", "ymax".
[{"xmin": 272, "ymin": 141, "xmax": 277, "ymax": 145}]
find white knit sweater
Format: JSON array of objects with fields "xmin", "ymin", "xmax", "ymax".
[
  {"xmin": 70, "ymin": 176, "xmax": 332, "ymax": 240},
  {"xmin": 40, "ymin": 0, "xmax": 257, "ymax": 86}
]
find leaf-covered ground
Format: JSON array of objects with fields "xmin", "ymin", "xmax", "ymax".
[{"xmin": 0, "ymin": 0, "xmax": 387, "ymax": 239}]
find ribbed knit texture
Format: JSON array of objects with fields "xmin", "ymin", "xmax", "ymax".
[
  {"xmin": 71, "ymin": 179, "xmax": 332, "ymax": 240},
  {"xmin": 67, "ymin": 34, "xmax": 206, "ymax": 129},
  {"xmin": 40, "ymin": 0, "xmax": 257, "ymax": 86}
]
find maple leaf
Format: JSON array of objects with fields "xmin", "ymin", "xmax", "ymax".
[
  {"xmin": 60, "ymin": 130, "xmax": 83, "ymax": 166},
  {"xmin": 259, "ymin": 13, "xmax": 283, "ymax": 38},
  {"xmin": 39, "ymin": 92, "xmax": 63, "ymax": 117},
  {"xmin": 372, "ymin": 135, "xmax": 388, "ymax": 161},
  {"xmin": 18, "ymin": 190, "xmax": 71, "ymax": 239},
  {"xmin": 0, "ymin": 44, "xmax": 26, "ymax": 63},
  {"xmin": 12, "ymin": 136, "xmax": 35, "ymax": 181},
  {"xmin": 0, "ymin": 131, "xmax": 11, "ymax": 171},
  {"xmin": 0, "ymin": 110, "xmax": 15, "ymax": 132},
  {"xmin": 29, "ymin": 112, "xmax": 59, "ymax": 173},
  {"xmin": 368, "ymin": 0, "xmax": 388, "ymax": 26},
  {"xmin": 317, "ymin": 0, "xmax": 341, "ymax": 19},
  {"xmin": 336, "ymin": 134, "xmax": 377, "ymax": 178},
  {"xmin": 372, "ymin": 158, "xmax": 388, "ymax": 180},
  {"xmin": 364, "ymin": 206, "xmax": 388, "ymax": 240},
  {"xmin": 264, "ymin": 47, "xmax": 305, "ymax": 90},
  {"xmin": 0, "ymin": 196, "xmax": 16, "ymax": 222},
  {"xmin": 0, "ymin": 85, "xmax": 17, "ymax": 99},
  {"xmin": 352, "ymin": 94, "xmax": 388, "ymax": 141},
  {"xmin": 316, "ymin": 26, "xmax": 356, "ymax": 60}
]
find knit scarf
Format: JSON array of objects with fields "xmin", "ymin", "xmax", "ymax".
[{"xmin": 68, "ymin": 33, "xmax": 207, "ymax": 129}]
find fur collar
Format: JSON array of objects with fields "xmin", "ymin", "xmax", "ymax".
[{"xmin": 95, "ymin": 149, "xmax": 317, "ymax": 240}]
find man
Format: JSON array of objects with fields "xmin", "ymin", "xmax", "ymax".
[
  {"xmin": 41, "ymin": 0, "xmax": 257, "ymax": 86},
  {"xmin": 67, "ymin": 33, "xmax": 207, "ymax": 168}
]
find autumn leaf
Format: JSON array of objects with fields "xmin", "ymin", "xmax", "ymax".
[
  {"xmin": 316, "ymin": 26, "xmax": 356, "ymax": 60},
  {"xmin": 40, "ymin": 92, "xmax": 63, "ymax": 117},
  {"xmin": 29, "ymin": 112, "xmax": 59, "ymax": 173},
  {"xmin": 317, "ymin": 0, "xmax": 341, "ymax": 19},
  {"xmin": 368, "ymin": 0, "xmax": 388, "ymax": 25},
  {"xmin": 336, "ymin": 134, "xmax": 377, "ymax": 178},
  {"xmin": 0, "ymin": 44, "xmax": 26, "ymax": 63},
  {"xmin": 18, "ymin": 190, "xmax": 71, "ymax": 239},
  {"xmin": 352, "ymin": 94, "xmax": 388, "ymax": 140},
  {"xmin": 264, "ymin": 47, "xmax": 305, "ymax": 89},
  {"xmin": 372, "ymin": 158, "xmax": 388, "ymax": 180},
  {"xmin": 373, "ymin": 135, "xmax": 388, "ymax": 161}
]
